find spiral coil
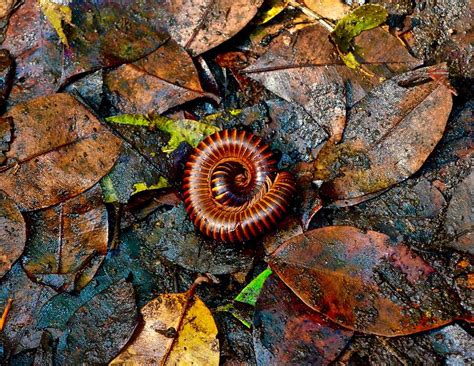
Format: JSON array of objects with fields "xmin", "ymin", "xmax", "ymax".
[{"xmin": 182, "ymin": 129, "xmax": 295, "ymax": 242}]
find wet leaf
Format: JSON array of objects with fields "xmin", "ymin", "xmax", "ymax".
[
  {"xmin": 110, "ymin": 292, "xmax": 219, "ymax": 365},
  {"xmin": 167, "ymin": 0, "xmax": 264, "ymax": 56},
  {"xmin": 331, "ymin": 4, "xmax": 388, "ymax": 53},
  {"xmin": 235, "ymin": 268, "xmax": 273, "ymax": 306},
  {"xmin": 444, "ymin": 170, "xmax": 473, "ymax": 254},
  {"xmin": 3, "ymin": 0, "xmax": 63, "ymax": 106},
  {"xmin": 244, "ymin": 24, "xmax": 421, "ymax": 139},
  {"xmin": 0, "ymin": 191, "xmax": 25, "ymax": 279},
  {"xmin": 107, "ymin": 114, "xmax": 220, "ymax": 153},
  {"xmin": 0, "ymin": 93, "xmax": 122, "ymax": 211},
  {"xmin": 269, "ymin": 226, "xmax": 465, "ymax": 336},
  {"xmin": 0, "ymin": 264, "xmax": 57, "ymax": 355},
  {"xmin": 253, "ymin": 275, "xmax": 353, "ymax": 365},
  {"xmin": 313, "ymin": 65, "xmax": 453, "ymax": 206},
  {"xmin": 39, "ymin": 0, "xmax": 71, "ymax": 46},
  {"xmin": 132, "ymin": 204, "xmax": 256, "ymax": 275},
  {"xmin": 22, "ymin": 185, "xmax": 108, "ymax": 292},
  {"xmin": 105, "ymin": 38, "xmax": 218, "ymax": 115},
  {"xmin": 54, "ymin": 279, "xmax": 138, "ymax": 365}
]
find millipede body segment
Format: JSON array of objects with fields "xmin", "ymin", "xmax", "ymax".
[{"xmin": 182, "ymin": 129, "xmax": 295, "ymax": 242}]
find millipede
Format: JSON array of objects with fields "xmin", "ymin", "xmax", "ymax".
[{"xmin": 182, "ymin": 129, "xmax": 296, "ymax": 242}]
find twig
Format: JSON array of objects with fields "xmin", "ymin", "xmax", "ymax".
[{"xmin": 0, "ymin": 298, "xmax": 13, "ymax": 331}]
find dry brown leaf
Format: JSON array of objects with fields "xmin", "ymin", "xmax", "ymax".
[{"xmin": 0, "ymin": 93, "xmax": 121, "ymax": 211}]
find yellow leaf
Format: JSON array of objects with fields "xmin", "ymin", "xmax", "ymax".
[
  {"xmin": 39, "ymin": 0, "xmax": 72, "ymax": 46},
  {"xmin": 131, "ymin": 176, "xmax": 170, "ymax": 196},
  {"xmin": 110, "ymin": 293, "xmax": 219, "ymax": 365}
]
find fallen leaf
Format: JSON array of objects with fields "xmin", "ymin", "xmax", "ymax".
[
  {"xmin": 132, "ymin": 204, "xmax": 256, "ymax": 275},
  {"xmin": 131, "ymin": 176, "xmax": 171, "ymax": 196},
  {"xmin": 253, "ymin": 275, "xmax": 353, "ymax": 365},
  {"xmin": 39, "ymin": 0, "xmax": 71, "ymax": 46},
  {"xmin": 235, "ymin": 268, "xmax": 273, "ymax": 306},
  {"xmin": 444, "ymin": 170, "xmax": 473, "ymax": 254},
  {"xmin": 0, "ymin": 191, "xmax": 25, "ymax": 279},
  {"xmin": 105, "ymin": 38, "xmax": 218, "ymax": 115},
  {"xmin": 301, "ymin": 0, "xmax": 350, "ymax": 20},
  {"xmin": 0, "ymin": 263, "xmax": 57, "ymax": 355},
  {"xmin": 269, "ymin": 226, "xmax": 465, "ymax": 336},
  {"xmin": 2, "ymin": 0, "xmax": 63, "ymax": 106},
  {"xmin": 54, "ymin": 279, "xmax": 138, "ymax": 365},
  {"xmin": 0, "ymin": 93, "xmax": 122, "ymax": 211},
  {"xmin": 313, "ymin": 65, "xmax": 453, "ymax": 206},
  {"xmin": 167, "ymin": 0, "xmax": 264, "ymax": 56},
  {"xmin": 107, "ymin": 114, "xmax": 220, "ymax": 153},
  {"xmin": 22, "ymin": 185, "xmax": 108, "ymax": 292},
  {"xmin": 331, "ymin": 4, "xmax": 388, "ymax": 68},
  {"xmin": 110, "ymin": 291, "xmax": 219, "ymax": 365},
  {"xmin": 244, "ymin": 23, "xmax": 421, "ymax": 139}
]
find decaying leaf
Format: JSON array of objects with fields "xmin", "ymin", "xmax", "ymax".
[
  {"xmin": 269, "ymin": 226, "xmax": 465, "ymax": 336},
  {"xmin": 0, "ymin": 264, "xmax": 57, "ymax": 355},
  {"xmin": 39, "ymin": 0, "xmax": 71, "ymax": 46},
  {"xmin": 0, "ymin": 93, "xmax": 122, "ymax": 211},
  {"xmin": 131, "ymin": 204, "xmax": 256, "ymax": 275},
  {"xmin": 244, "ymin": 23, "xmax": 421, "ymax": 140},
  {"xmin": 54, "ymin": 280, "xmax": 138, "ymax": 365},
  {"xmin": 444, "ymin": 170, "xmax": 473, "ymax": 254},
  {"xmin": 0, "ymin": 191, "xmax": 25, "ymax": 279},
  {"xmin": 313, "ymin": 65, "xmax": 453, "ymax": 206},
  {"xmin": 3, "ymin": 0, "xmax": 63, "ymax": 106},
  {"xmin": 107, "ymin": 114, "xmax": 220, "ymax": 153},
  {"xmin": 167, "ymin": 0, "xmax": 264, "ymax": 56},
  {"xmin": 253, "ymin": 275, "xmax": 353, "ymax": 365},
  {"xmin": 105, "ymin": 38, "xmax": 218, "ymax": 116},
  {"xmin": 22, "ymin": 185, "xmax": 108, "ymax": 292},
  {"xmin": 110, "ymin": 291, "xmax": 219, "ymax": 365}
]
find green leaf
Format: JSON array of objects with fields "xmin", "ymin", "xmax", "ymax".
[
  {"xmin": 235, "ymin": 268, "xmax": 273, "ymax": 306},
  {"xmin": 106, "ymin": 114, "xmax": 220, "ymax": 154},
  {"xmin": 131, "ymin": 176, "xmax": 170, "ymax": 195},
  {"xmin": 100, "ymin": 175, "xmax": 119, "ymax": 203},
  {"xmin": 215, "ymin": 304, "xmax": 252, "ymax": 329},
  {"xmin": 39, "ymin": 0, "xmax": 72, "ymax": 47},
  {"xmin": 106, "ymin": 114, "xmax": 151, "ymax": 127},
  {"xmin": 331, "ymin": 4, "xmax": 388, "ymax": 53},
  {"xmin": 340, "ymin": 51, "xmax": 360, "ymax": 69}
]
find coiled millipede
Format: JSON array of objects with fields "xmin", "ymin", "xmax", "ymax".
[{"xmin": 182, "ymin": 129, "xmax": 295, "ymax": 242}]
